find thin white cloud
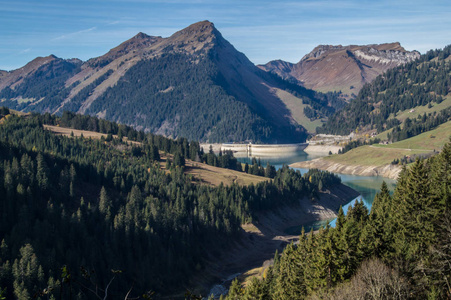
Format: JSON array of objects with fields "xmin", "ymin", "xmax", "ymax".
[
  {"xmin": 18, "ymin": 48, "xmax": 32, "ymax": 54},
  {"xmin": 52, "ymin": 27, "xmax": 97, "ymax": 41},
  {"xmin": 107, "ymin": 20, "xmax": 121, "ymax": 25}
]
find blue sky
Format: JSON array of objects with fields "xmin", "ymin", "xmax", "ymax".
[{"xmin": 1, "ymin": 0, "xmax": 450, "ymax": 71}]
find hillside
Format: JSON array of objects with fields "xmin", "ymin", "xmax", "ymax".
[
  {"xmin": 44, "ymin": 124, "xmax": 268, "ymax": 187},
  {"xmin": 318, "ymin": 44, "xmax": 451, "ymax": 137},
  {"xmin": 259, "ymin": 43, "xmax": 420, "ymax": 97},
  {"xmin": 0, "ymin": 111, "xmax": 348, "ymax": 298},
  {"xmin": 0, "ymin": 21, "xmax": 343, "ymax": 142},
  {"xmin": 231, "ymin": 142, "xmax": 451, "ymax": 299},
  {"xmin": 291, "ymin": 120, "xmax": 451, "ymax": 179}
]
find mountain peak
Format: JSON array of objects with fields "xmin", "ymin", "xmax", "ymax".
[
  {"xmin": 163, "ymin": 20, "xmax": 224, "ymax": 55},
  {"xmin": 368, "ymin": 42, "xmax": 405, "ymax": 52},
  {"xmin": 260, "ymin": 42, "xmax": 420, "ymax": 97},
  {"xmin": 301, "ymin": 45, "xmax": 344, "ymax": 61},
  {"xmin": 132, "ymin": 32, "xmax": 152, "ymax": 40},
  {"xmin": 170, "ymin": 20, "xmax": 218, "ymax": 41},
  {"xmin": 25, "ymin": 55, "xmax": 58, "ymax": 68},
  {"xmin": 87, "ymin": 32, "xmax": 162, "ymax": 67},
  {"xmin": 185, "ymin": 20, "xmax": 216, "ymax": 31}
]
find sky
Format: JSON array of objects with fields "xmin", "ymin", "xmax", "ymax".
[{"xmin": 1, "ymin": 0, "xmax": 451, "ymax": 71}]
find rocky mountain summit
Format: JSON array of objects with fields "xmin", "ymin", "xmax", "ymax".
[{"xmin": 259, "ymin": 43, "xmax": 420, "ymax": 97}]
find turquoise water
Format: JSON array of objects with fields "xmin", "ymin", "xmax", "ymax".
[
  {"xmin": 235, "ymin": 151, "xmax": 324, "ymax": 170},
  {"xmin": 237, "ymin": 151, "xmax": 397, "ymax": 232}
]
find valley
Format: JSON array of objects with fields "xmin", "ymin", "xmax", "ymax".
[
  {"xmin": 2, "ymin": 21, "xmax": 423, "ymax": 143},
  {"xmin": 0, "ymin": 111, "xmax": 356, "ymax": 299},
  {"xmin": 0, "ymin": 8, "xmax": 450, "ymax": 299}
]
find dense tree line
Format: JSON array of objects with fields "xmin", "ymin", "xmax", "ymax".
[
  {"xmin": 226, "ymin": 140, "xmax": 451, "ymax": 299},
  {"xmin": 0, "ymin": 113, "xmax": 341, "ymax": 299},
  {"xmin": 0, "ymin": 107, "xmax": 9, "ymax": 118},
  {"xmin": 201, "ymin": 147, "xmax": 242, "ymax": 172},
  {"xmin": 391, "ymin": 151, "xmax": 437, "ymax": 165},
  {"xmin": 319, "ymin": 44, "xmax": 451, "ymax": 136},
  {"xmin": 388, "ymin": 107, "xmax": 451, "ymax": 142},
  {"xmin": 338, "ymin": 138, "xmax": 381, "ymax": 154},
  {"xmin": 37, "ymin": 110, "xmax": 243, "ymax": 172}
]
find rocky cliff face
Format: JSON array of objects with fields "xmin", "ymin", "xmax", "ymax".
[
  {"xmin": 352, "ymin": 44, "xmax": 419, "ymax": 65},
  {"xmin": 259, "ymin": 43, "xmax": 420, "ymax": 97}
]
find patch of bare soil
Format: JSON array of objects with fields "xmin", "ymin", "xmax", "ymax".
[{"xmin": 184, "ymin": 160, "xmax": 267, "ymax": 186}]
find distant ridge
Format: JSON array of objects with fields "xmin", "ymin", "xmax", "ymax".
[
  {"xmin": 318, "ymin": 44, "xmax": 451, "ymax": 138},
  {"xmin": 259, "ymin": 43, "xmax": 420, "ymax": 97}
]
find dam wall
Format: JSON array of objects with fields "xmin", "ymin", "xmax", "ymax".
[{"xmin": 222, "ymin": 143, "xmax": 308, "ymax": 155}]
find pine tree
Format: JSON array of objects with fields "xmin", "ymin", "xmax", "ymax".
[
  {"xmin": 226, "ymin": 278, "xmax": 243, "ymax": 300},
  {"xmin": 264, "ymin": 162, "xmax": 276, "ymax": 179},
  {"xmin": 335, "ymin": 206, "xmax": 345, "ymax": 232},
  {"xmin": 36, "ymin": 154, "xmax": 49, "ymax": 192},
  {"xmin": 99, "ymin": 186, "xmax": 112, "ymax": 221},
  {"xmin": 273, "ymin": 243, "xmax": 306, "ymax": 299},
  {"xmin": 394, "ymin": 159, "xmax": 439, "ymax": 260},
  {"xmin": 359, "ymin": 182, "xmax": 393, "ymax": 258}
]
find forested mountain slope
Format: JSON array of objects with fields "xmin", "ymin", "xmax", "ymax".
[
  {"xmin": 0, "ymin": 111, "xmax": 342, "ymax": 299},
  {"xmin": 226, "ymin": 141, "xmax": 451, "ymax": 299},
  {"xmin": 0, "ymin": 21, "xmax": 344, "ymax": 142},
  {"xmin": 318, "ymin": 45, "xmax": 451, "ymax": 138}
]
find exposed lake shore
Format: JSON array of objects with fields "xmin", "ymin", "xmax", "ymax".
[
  {"xmin": 304, "ymin": 144, "xmax": 342, "ymax": 154},
  {"xmin": 197, "ymin": 183, "xmax": 360, "ymax": 297},
  {"xmin": 290, "ymin": 157, "xmax": 402, "ymax": 180}
]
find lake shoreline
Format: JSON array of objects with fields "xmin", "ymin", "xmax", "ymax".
[
  {"xmin": 304, "ymin": 144, "xmax": 342, "ymax": 155},
  {"xmin": 290, "ymin": 157, "xmax": 402, "ymax": 180},
  {"xmin": 197, "ymin": 183, "xmax": 360, "ymax": 297}
]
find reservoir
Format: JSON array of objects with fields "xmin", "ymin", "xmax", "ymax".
[
  {"xmin": 208, "ymin": 149, "xmax": 397, "ymax": 297},
  {"xmin": 236, "ymin": 150, "xmax": 397, "ymax": 232}
]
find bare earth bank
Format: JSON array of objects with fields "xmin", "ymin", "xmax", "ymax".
[
  {"xmin": 304, "ymin": 144, "xmax": 342, "ymax": 154},
  {"xmin": 290, "ymin": 157, "xmax": 402, "ymax": 180},
  {"xmin": 193, "ymin": 184, "xmax": 360, "ymax": 297}
]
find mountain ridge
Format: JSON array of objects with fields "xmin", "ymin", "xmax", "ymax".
[
  {"xmin": 259, "ymin": 42, "xmax": 420, "ymax": 97},
  {"xmin": 318, "ymin": 44, "xmax": 451, "ymax": 138},
  {"xmin": 1, "ymin": 20, "xmax": 339, "ymax": 143}
]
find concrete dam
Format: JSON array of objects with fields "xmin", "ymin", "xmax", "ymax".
[{"xmin": 221, "ymin": 143, "xmax": 308, "ymax": 156}]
